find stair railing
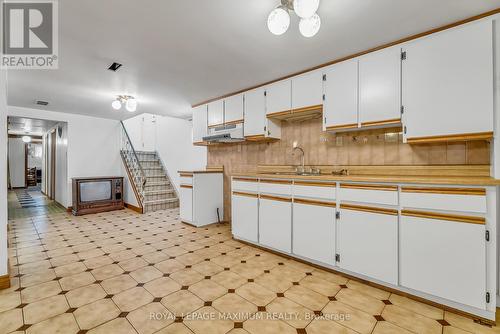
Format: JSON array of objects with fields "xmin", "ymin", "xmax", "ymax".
[{"xmin": 120, "ymin": 121, "xmax": 147, "ymax": 203}]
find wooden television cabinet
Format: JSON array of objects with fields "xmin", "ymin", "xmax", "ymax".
[{"xmin": 72, "ymin": 177, "xmax": 124, "ymax": 215}]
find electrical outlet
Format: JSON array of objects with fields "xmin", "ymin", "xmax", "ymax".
[{"xmin": 320, "ymin": 136, "xmax": 328, "ymax": 143}]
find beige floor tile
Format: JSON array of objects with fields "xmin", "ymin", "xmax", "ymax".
[
  {"xmin": 161, "ymin": 290, "xmax": 204, "ymax": 316},
  {"xmin": 54, "ymin": 262, "xmax": 87, "ymax": 277},
  {"xmin": 305, "ymin": 318, "xmax": 358, "ymax": 334},
  {"xmin": 389, "ymin": 294, "xmax": 444, "ymax": 319},
  {"xmin": 142, "ymin": 251, "xmax": 170, "ymax": 264},
  {"xmin": 21, "ymin": 280, "xmax": 61, "ymax": 303},
  {"xmin": 119, "ymin": 257, "xmax": 149, "ymax": 272},
  {"xmin": 0, "ymin": 292, "xmax": 21, "ymax": 313},
  {"xmin": 346, "ymin": 280, "xmax": 390, "ymax": 300},
  {"xmin": 444, "ymin": 311, "xmax": 495, "ymax": 334},
  {"xmin": 266, "ymin": 297, "xmax": 314, "ymax": 328},
  {"xmin": 184, "ymin": 306, "xmax": 234, "ymax": 334},
  {"xmin": 192, "ymin": 261, "xmax": 224, "ymax": 276},
  {"xmin": 101, "ymin": 274, "xmax": 138, "ymax": 295},
  {"xmin": 74, "ymin": 298, "xmax": 121, "ymax": 329},
  {"xmin": 127, "ymin": 302, "xmax": 174, "ymax": 334},
  {"xmin": 66, "ymin": 283, "xmax": 107, "ymax": 308},
  {"xmin": 23, "ymin": 294, "xmax": 69, "ymax": 325},
  {"xmin": 270, "ymin": 266, "xmax": 306, "ymax": 282},
  {"xmin": 253, "ymin": 273, "xmax": 292, "ymax": 293},
  {"xmin": 113, "ymin": 287, "xmax": 154, "ymax": 312},
  {"xmin": 212, "ymin": 293, "xmax": 257, "ymax": 317},
  {"xmin": 335, "ymin": 288, "xmax": 385, "ymax": 315},
  {"xmin": 170, "ymin": 269, "xmax": 204, "ymax": 286},
  {"xmin": 154, "ymin": 323, "xmax": 194, "ymax": 334},
  {"xmin": 230, "ymin": 264, "xmax": 265, "ymax": 280},
  {"xmin": 284, "ymin": 285, "xmax": 328, "ymax": 311},
  {"xmin": 175, "ymin": 253, "xmax": 204, "ymax": 266},
  {"xmin": 311, "ymin": 269, "xmax": 349, "ymax": 285},
  {"xmin": 83, "ymin": 255, "xmax": 114, "ymax": 269},
  {"xmin": 211, "ymin": 255, "xmax": 242, "ymax": 268},
  {"xmin": 144, "ymin": 277, "xmax": 181, "ymax": 297},
  {"xmin": 323, "ymin": 301, "xmax": 377, "ymax": 334},
  {"xmin": 91, "ymin": 264, "xmax": 124, "ymax": 281},
  {"xmin": 20, "ymin": 269, "xmax": 56, "ymax": 288},
  {"xmin": 299, "ymin": 275, "xmax": 341, "ymax": 297},
  {"xmin": 372, "ymin": 321, "xmax": 416, "ymax": 334},
  {"xmin": 110, "ymin": 250, "xmax": 137, "ymax": 262},
  {"xmin": 49, "ymin": 254, "xmax": 80, "ymax": 267},
  {"xmin": 60, "ymin": 271, "xmax": 96, "ymax": 291},
  {"xmin": 211, "ymin": 271, "xmax": 247, "ymax": 290},
  {"xmin": 443, "ymin": 326, "xmax": 476, "ymax": 334},
  {"xmin": 87, "ymin": 318, "xmax": 138, "ymax": 334},
  {"xmin": 26, "ymin": 313, "xmax": 79, "ymax": 334},
  {"xmin": 243, "ymin": 313, "xmax": 296, "ymax": 334},
  {"xmin": 382, "ymin": 304, "xmax": 442, "ymax": 334},
  {"xmin": 155, "ymin": 259, "xmax": 186, "ymax": 274},
  {"xmin": 189, "ymin": 279, "xmax": 227, "ymax": 302},
  {"xmin": 130, "ymin": 266, "xmax": 163, "ymax": 283},
  {"xmin": 0, "ymin": 308, "xmax": 23, "ymax": 334},
  {"xmin": 236, "ymin": 283, "xmax": 276, "ymax": 307},
  {"xmin": 163, "ymin": 246, "xmax": 188, "ymax": 257}
]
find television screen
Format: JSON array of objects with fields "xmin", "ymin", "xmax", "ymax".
[{"xmin": 80, "ymin": 181, "xmax": 112, "ymax": 202}]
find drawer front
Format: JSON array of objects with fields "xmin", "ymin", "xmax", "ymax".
[
  {"xmin": 232, "ymin": 178, "xmax": 259, "ymax": 193},
  {"xmin": 293, "ymin": 182, "xmax": 336, "ymax": 200},
  {"xmin": 401, "ymin": 187, "xmax": 486, "ymax": 213},
  {"xmin": 339, "ymin": 184, "xmax": 398, "ymax": 206},
  {"xmin": 180, "ymin": 176, "xmax": 193, "ymax": 185},
  {"xmin": 259, "ymin": 180, "xmax": 292, "ymax": 196}
]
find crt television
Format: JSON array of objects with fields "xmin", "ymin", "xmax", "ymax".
[{"xmin": 72, "ymin": 177, "xmax": 124, "ymax": 215}]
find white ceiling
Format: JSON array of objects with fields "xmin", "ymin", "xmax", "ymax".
[
  {"xmin": 8, "ymin": 117, "xmax": 59, "ymax": 136},
  {"xmin": 7, "ymin": 0, "xmax": 500, "ymax": 120}
]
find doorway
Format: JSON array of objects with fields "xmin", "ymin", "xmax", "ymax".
[{"xmin": 49, "ymin": 129, "xmax": 56, "ymax": 200}]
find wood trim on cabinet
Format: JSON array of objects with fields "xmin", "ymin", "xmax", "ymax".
[
  {"xmin": 406, "ymin": 131, "xmax": 494, "ymax": 144},
  {"xmin": 260, "ymin": 194, "xmax": 292, "ymax": 202},
  {"xmin": 340, "ymin": 203, "xmax": 398, "ymax": 216},
  {"xmin": 233, "ymin": 177, "xmax": 258, "ymax": 182},
  {"xmin": 401, "ymin": 209, "xmax": 485, "ymax": 225},
  {"xmin": 180, "ymin": 184, "xmax": 193, "ymax": 189},
  {"xmin": 225, "ymin": 119, "xmax": 244, "ymax": 126},
  {"xmin": 360, "ymin": 118, "xmax": 402, "ymax": 127},
  {"xmin": 266, "ymin": 110, "xmax": 292, "ymax": 118},
  {"xmin": 208, "ymin": 123, "xmax": 225, "ymax": 129},
  {"xmin": 232, "ymin": 191, "xmax": 259, "ymax": 198},
  {"xmin": 292, "ymin": 104, "xmax": 323, "ymax": 114},
  {"xmin": 192, "ymin": 8, "xmax": 500, "ymax": 109},
  {"xmin": 401, "ymin": 186, "xmax": 486, "ymax": 196},
  {"xmin": 326, "ymin": 123, "xmax": 359, "ymax": 131},
  {"xmin": 294, "ymin": 181, "xmax": 336, "ymax": 187},
  {"xmin": 294, "ymin": 198, "xmax": 336, "ymax": 208},
  {"xmin": 179, "ymin": 173, "xmax": 193, "ymax": 177},
  {"xmin": 340, "ymin": 183, "xmax": 398, "ymax": 191},
  {"xmin": 193, "ymin": 141, "xmax": 210, "ymax": 146},
  {"xmin": 0, "ymin": 273, "xmax": 10, "ymax": 290},
  {"xmin": 260, "ymin": 179, "xmax": 293, "ymax": 185}
]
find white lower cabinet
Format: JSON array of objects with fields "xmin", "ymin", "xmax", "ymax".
[
  {"xmin": 400, "ymin": 214, "xmax": 486, "ymax": 310},
  {"xmin": 259, "ymin": 196, "xmax": 292, "ymax": 253},
  {"xmin": 179, "ymin": 185, "xmax": 193, "ymax": 222},
  {"xmin": 293, "ymin": 201, "xmax": 335, "ymax": 265},
  {"xmin": 337, "ymin": 207, "xmax": 398, "ymax": 285},
  {"xmin": 231, "ymin": 193, "xmax": 259, "ymax": 243}
]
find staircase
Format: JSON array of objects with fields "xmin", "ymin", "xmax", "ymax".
[{"xmin": 120, "ymin": 122, "xmax": 179, "ymax": 213}]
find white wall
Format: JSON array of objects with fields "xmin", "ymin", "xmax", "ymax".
[
  {"xmin": 27, "ymin": 143, "xmax": 43, "ymax": 169},
  {"xmin": 8, "ymin": 138, "xmax": 25, "ymax": 188},
  {"xmin": 7, "ymin": 106, "xmax": 123, "ymax": 208},
  {"xmin": 0, "ymin": 61, "xmax": 7, "ymax": 277}
]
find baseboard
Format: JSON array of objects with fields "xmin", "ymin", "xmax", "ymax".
[
  {"xmin": 66, "ymin": 206, "xmax": 72, "ymax": 213},
  {"xmin": 125, "ymin": 202, "xmax": 143, "ymax": 214},
  {"xmin": 0, "ymin": 260, "xmax": 10, "ymax": 290}
]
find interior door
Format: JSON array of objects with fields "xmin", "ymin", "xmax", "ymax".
[
  {"xmin": 141, "ymin": 114, "xmax": 157, "ymax": 151},
  {"xmin": 50, "ymin": 130, "xmax": 56, "ymax": 200}
]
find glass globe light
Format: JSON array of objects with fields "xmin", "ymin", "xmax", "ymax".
[
  {"xmin": 294, "ymin": 0, "xmax": 320, "ymax": 19},
  {"xmin": 267, "ymin": 6, "xmax": 290, "ymax": 36},
  {"xmin": 299, "ymin": 13, "xmax": 321, "ymax": 37},
  {"xmin": 22, "ymin": 136, "xmax": 31, "ymax": 143},
  {"xmin": 112, "ymin": 100, "xmax": 121, "ymax": 110},
  {"xmin": 126, "ymin": 98, "xmax": 137, "ymax": 112}
]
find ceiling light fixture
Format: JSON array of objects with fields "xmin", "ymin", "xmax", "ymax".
[
  {"xmin": 267, "ymin": 0, "xmax": 321, "ymax": 37},
  {"xmin": 22, "ymin": 136, "xmax": 31, "ymax": 143},
  {"xmin": 112, "ymin": 95, "xmax": 138, "ymax": 112}
]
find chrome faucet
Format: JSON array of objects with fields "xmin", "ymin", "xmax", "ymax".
[{"xmin": 292, "ymin": 142, "xmax": 305, "ymax": 174}]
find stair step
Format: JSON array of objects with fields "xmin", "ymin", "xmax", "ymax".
[
  {"xmin": 143, "ymin": 198, "xmax": 178, "ymax": 205},
  {"xmin": 144, "ymin": 189, "xmax": 175, "ymax": 195}
]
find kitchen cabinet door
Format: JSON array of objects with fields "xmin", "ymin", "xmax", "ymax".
[
  {"xmin": 259, "ymin": 197, "xmax": 292, "ymax": 253},
  {"xmin": 225, "ymin": 94, "xmax": 244, "ymax": 123},
  {"xmin": 207, "ymin": 100, "xmax": 224, "ymax": 127},
  {"xmin": 244, "ymin": 87, "xmax": 266, "ymax": 137},
  {"xmin": 179, "ymin": 186, "xmax": 193, "ymax": 223},
  {"xmin": 400, "ymin": 214, "xmax": 486, "ymax": 310},
  {"xmin": 323, "ymin": 60, "xmax": 359, "ymax": 131},
  {"xmin": 359, "ymin": 46, "xmax": 401, "ymax": 125},
  {"xmin": 293, "ymin": 201, "xmax": 335, "ymax": 265},
  {"xmin": 231, "ymin": 193, "xmax": 258, "ymax": 243},
  {"xmin": 192, "ymin": 105, "xmax": 207, "ymax": 143},
  {"xmin": 292, "ymin": 71, "xmax": 323, "ymax": 110},
  {"xmin": 266, "ymin": 79, "xmax": 291, "ymax": 116},
  {"xmin": 402, "ymin": 20, "xmax": 493, "ymax": 142},
  {"xmin": 337, "ymin": 208, "xmax": 398, "ymax": 285}
]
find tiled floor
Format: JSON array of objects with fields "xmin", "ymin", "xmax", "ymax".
[
  {"xmin": 1, "ymin": 207, "xmax": 498, "ymax": 334},
  {"xmin": 8, "ymin": 188, "xmax": 65, "ymax": 220}
]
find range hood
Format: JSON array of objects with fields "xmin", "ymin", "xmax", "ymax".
[{"xmin": 203, "ymin": 123, "xmax": 245, "ymax": 143}]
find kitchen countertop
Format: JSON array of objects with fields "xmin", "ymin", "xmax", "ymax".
[
  {"xmin": 178, "ymin": 169, "xmax": 223, "ymax": 174},
  {"xmin": 232, "ymin": 172, "xmax": 500, "ymax": 186}
]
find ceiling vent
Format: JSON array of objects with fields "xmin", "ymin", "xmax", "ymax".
[
  {"xmin": 108, "ymin": 62, "xmax": 123, "ymax": 72},
  {"xmin": 35, "ymin": 100, "xmax": 49, "ymax": 106}
]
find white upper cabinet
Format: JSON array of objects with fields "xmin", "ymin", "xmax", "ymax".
[
  {"xmin": 207, "ymin": 100, "xmax": 224, "ymax": 127},
  {"xmin": 192, "ymin": 105, "xmax": 207, "ymax": 143},
  {"xmin": 244, "ymin": 87, "xmax": 266, "ymax": 137},
  {"xmin": 359, "ymin": 46, "xmax": 401, "ymax": 125},
  {"xmin": 323, "ymin": 59, "xmax": 359, "ymax": 130},
  {"xmin": 402, "ymin": 20, "xmax": 493, "ymax": 142},
  {"xmin": 224, "ymin": 94, "xmax": 244, "ymax": 123},
  {"xmin": 292, "ymin": 70, "xmax": 323, "ymax": 110},
  {"xmin": 266, "ymin": 79, "xmax": 292, "ymax": 116}
]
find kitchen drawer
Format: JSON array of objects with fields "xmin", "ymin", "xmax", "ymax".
[
  {"xmin": 232, "ymin": 177, "xmax": 259, "ymax": 193},
  {"xmin": 259, "ymin": 179, "xmax": 292, "ymax": 196},
  {"xmin": 293, "ymin": 181, "xmax": 336, "ymax": 200},
  {"xmin": 401, "ymin": 186, "xmax": 486, "ymax": 214},
  {"xmin": 339, "ymin": 183, "xmax": 398, "ymax": 206}
]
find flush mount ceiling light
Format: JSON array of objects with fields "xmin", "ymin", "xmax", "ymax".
[
  {"xmin": 268, "ymin": 0, "xmax": 321, "ymax": 37},
  {"xmin": 112, "ymin": 95, "xmax": 137, "ymax": 112},
  {"xmin": 22, "ymin": 136, "xmax": 31, "ymax": 143}
]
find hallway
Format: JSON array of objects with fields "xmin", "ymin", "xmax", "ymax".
[{"xmin": 7, "ymin": 187, "xmax": 65, "ymax": 220}]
